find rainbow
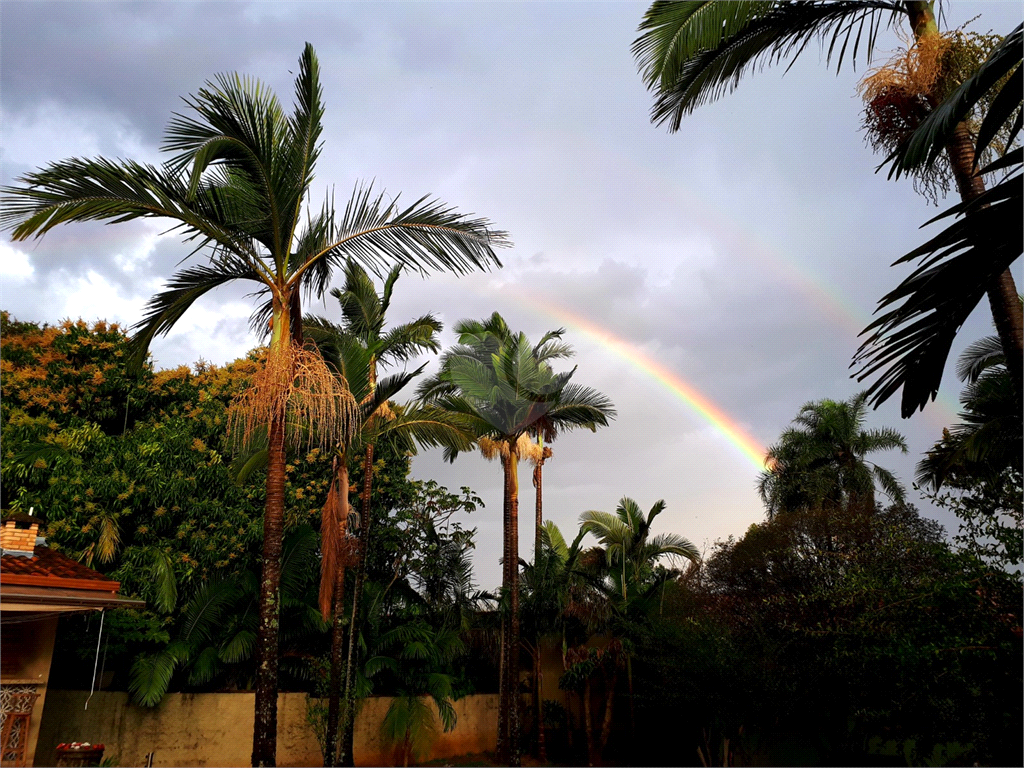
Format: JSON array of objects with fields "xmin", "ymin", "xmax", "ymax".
[{"xmin": 508, "ymin": 288, "xmax": 770, "ymax": 472}]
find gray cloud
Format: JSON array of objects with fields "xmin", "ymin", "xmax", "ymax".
[{"xmin": 2, "ymin": 0, "xmax": 1021, "ymax": 590}]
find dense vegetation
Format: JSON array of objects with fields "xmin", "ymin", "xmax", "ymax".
[{"xmin": 2, "ymin": 310, "xmax": 1020, "ymax": 767}]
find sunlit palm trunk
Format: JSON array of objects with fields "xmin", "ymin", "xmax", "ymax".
[
  {"xmin": 907, "ymin": 1, "xmax": 1024, "ymax": 400},
  {"xmin": 252, "ymin": 302, "xmax": 292, "ymax": 768}
]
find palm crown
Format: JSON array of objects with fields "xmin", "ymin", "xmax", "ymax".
[
  {"xmin": 758, "ymin": 391, "xmax": 908, "ymax": 518},
  {"xmin": 1, "ymin": 44, "xmax": 508, "ymax": 367},
  {"xmin": 580, "ymin": 497, "xmax": 699, "ymax": 603},
  {"xmin": 417, "ymin": 312, "xmax": 614, "ymax": 456}
]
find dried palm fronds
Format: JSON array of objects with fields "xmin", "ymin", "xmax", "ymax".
[
  {"xmin": 318, "ymin": 464, "xmax": 362, "ymax": 621},
  {"xmin": 227, "ymin": 343, "xmax": 358, "ymax": 452}
]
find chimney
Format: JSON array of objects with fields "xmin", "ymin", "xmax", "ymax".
[{"xmin": 1, "ymin": 514, "xmax": 42, "ymax": 557}]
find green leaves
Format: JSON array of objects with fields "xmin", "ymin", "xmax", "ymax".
[
  {"xmin": 759, "ymin": 392, "xmax": 907, "ymax": 517},
  {"xmin": 634, "ymin": 1, "xmax": 903, "ymax": 130},
  {"xmin": 417, "ymin": 312, "xmax": 615, "ymax": 457}
]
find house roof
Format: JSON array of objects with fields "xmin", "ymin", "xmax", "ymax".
[
  {"xmin": 0, "ymin": 546, "xmax": 145, "ymax": 618},
  {"xmin": 1, "ymin": 546, "xmax": 121, "ymax": 591}
]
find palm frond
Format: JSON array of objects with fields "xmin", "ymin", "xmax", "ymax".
[
  {"xmin": 852, "ymin": 169, "xmax": 1022, "ymax": 415},
  {"xmin": 149, "ymin": 548, "xmax": 179, "ymax": 614},
  {"xmin": 291, "ymin": 183, "xmax": 508, "ymax": 288},
  {"xmin": 635, "ymin": 1, "xmax": 903, "ymax": 131},
  {"xmin": 129, "ymin": 651, "xmax": 179, "ymax": 707},
  {"xmin": 957, "ymin": 335, "xmax": 1005, "ymax": 383}
]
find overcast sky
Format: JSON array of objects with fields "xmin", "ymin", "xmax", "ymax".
[{"xmin": 2, "ymin": 1, "xmax": 1021, "ymax": 590}]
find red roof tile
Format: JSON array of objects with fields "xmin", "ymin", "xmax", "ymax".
[{"xmin": 1, "ymin": 547, "xmax": 121, "ymax": 592}]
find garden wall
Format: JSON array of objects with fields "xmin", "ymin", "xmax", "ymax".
[{"xmin": 34, "ymin": 690, "xmax": 498, "ymax": 767}]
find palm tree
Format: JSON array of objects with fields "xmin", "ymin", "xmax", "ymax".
[
  {"xmin": 303, "ymin": 260, "xmax": 474, "ymax": 766},
  {"xmin": 1, "ymin": 45, "xmax": 507, "ymax": 767},
  {"xmin": 364, "ymin": 622, "xmax": 465, "ymax": 767},
  {"xmin": 758, "ymin": 392, "xmax": 908, "ymax": 520},
  {"xmin": 519, "ymin": 520, "xmax": 590, "ymax": 762},
  {"xmin": 579, "ymin": 497, "xmax": 698, "ymax": 755},
  {"xmin": 916, "ymin": 334, "xmax": 1022, "ymax": 492},
  {"xmin": 633, "ymin": 1, "xmax": 1022, "ymax": 416},
  {"xmin": 579, "ymin": 497, "xmax": 699, "ymax": 605},
  {"xmin": 417, "ymin": 313, "xmax": 615, "ymax": 766}
]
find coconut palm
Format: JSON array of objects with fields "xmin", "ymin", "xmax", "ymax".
[
  {"xmin": 417, "ymin": 314, "xmax": 615, "ymax": 766},
  {"xmin": 633, "ymin": 1, "xmax": 1022, "ymax": 416},
  {"xmin": 758, "ymin": 392, "xmax": 908, "ymax": 520},
  {"xmin": 1, "ymin": 45, "xmax": 506, "ymax": 767}
]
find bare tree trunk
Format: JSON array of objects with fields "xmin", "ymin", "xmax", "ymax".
[
  {"xmin": 533, "ymin": 444, "xmax": 550, "ymax": 565},
  {"xmin": 252, "ymin": 408, "xmax": 286, "ymax": 767},
  {"xmin": 251, "ymin": 299, "xmax": 294, "ymax": 768},
  {"xmin": 508, "ymin": 449, "xmax": 522, "ymax": 767},
  {"xmin": 497, "ymin": 446, "xmax": 522, "ymax": 766},
  {"xmin": 496, "ymin": 452, "xmax": 509, "ymax": 764},
  {"xmin": 535, "ymin": 647, "xmax": 546, "ymax": 762}
]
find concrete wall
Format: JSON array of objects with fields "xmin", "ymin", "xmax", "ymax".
[{"xmin": 34, "ymin": 691, "xmax": 498, "ymax": 767}]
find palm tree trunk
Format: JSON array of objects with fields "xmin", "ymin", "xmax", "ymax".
[
  {"xmin": 534, "ymin": 647, "xmax": 546, "ymax": 762},
  {"xmin": 251, "ymin": 303, "xmax": 293, "ymax": 768},
  {"xmin": 599, "ymin": 669, "xmax": 617, "ymax": 757},
  {"xmin": 338, "ymin": 443, "xmax": 374, "ymax": 767},
  {"xmin": 497, "ymin": 445, "xmax": 522, "ymax": 766},
  {"xmin": 945, "ymin": 122, "xmax": 1023, "ymax": 400},
  {"xmin": 496, "ymin": 453, "xmax": 510, "ymax": 763},
  {"xmin": 252, "ymin": 407, "xmax": 285, "ymax": 767},
  {"xmin": 325, "ymin": 460, "xmax": 350, "ymax": 767},
  {"xmin": 583, "ymin": 677, "xmax": 596, "ymax": 767},
  {"xmin": 626, "ymin": 655, "xmax": 635, "ymax": 739},
  {"xmin": 906, "ymin": 0, "xmax": 1024, "ymax": 400},
  {"xmin": 508, "ymin": 448, "xmax": 522, "ymax": 767}
]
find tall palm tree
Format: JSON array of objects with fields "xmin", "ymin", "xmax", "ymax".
[
  {"xmin": 0, "ymin": 45, "xmax": 507, "ymax": 767},
  {"xmin": 417, "ymin": 313, "xmax": 615, "ymax": 766},
  {"xmin": 758, "ymin": 392, "xmax": 908, "ymax": 519},
  {"xmin": 304, "ymin": 260, "xmax": 472, "ymax": 766},
  {"xmin": 633, "ymin": 1, "xmax": 1022, "ymax": 416}
]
